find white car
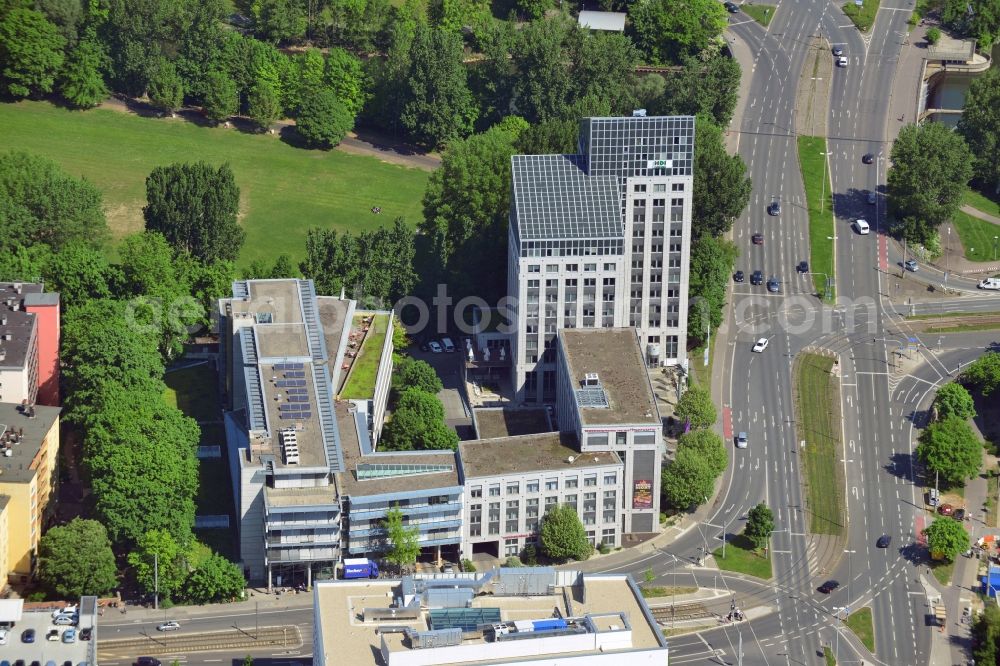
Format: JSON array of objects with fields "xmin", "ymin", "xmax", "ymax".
[
  {"xmin": 736, "ymin": 432, "xmax": 749, "ymax": 449},
  {"xmin": 837, "ymin": 56, "xmax": 848, "ymax": 67},
  {"xmin": 428, "ymin": 340, "xmax": 443, "ymax": 353},
  {"xmin": 0, "ymin": 628, "xmax": 8, "ymax": 644},
  {"xmin": 853, "ymin": 219, "xmax": 870, "ymax": 235},
  {"xmin": 752, "ymin": 338, "xmax": 769, "ymax": 353},
  {"xmin": 53, "ymin": 613, "xmax": 77, "ymax": 626},
  {"xmin": 156, "ymin": 621, "xmax": 181, "ymax": 632}
]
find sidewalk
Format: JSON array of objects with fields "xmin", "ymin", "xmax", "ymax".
[
  {"xmin": 100, "ymin": 589, "xmax": 314, "ymax": 626},
  {"xmin": 885, "ymin": 25, "xmax": 928, "ymax": 145}
]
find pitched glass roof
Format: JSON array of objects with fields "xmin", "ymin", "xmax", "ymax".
[{"xmin": 511, "ymin": 154, "xmax": 622, "ymax": 241}]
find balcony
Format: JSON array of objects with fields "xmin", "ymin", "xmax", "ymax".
[{"xmin": 266, "ymin": 546, "xmax": 339, "ymax": 563}]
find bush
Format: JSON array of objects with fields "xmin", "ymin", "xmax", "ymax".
[
  {"xmin": 504, "ymin": 556, "xmax": 524, "ymax": 567},
  {"xmin": 461, "ymin": 558, "xmax": 476, "ymax": 572},
  {"xmin": 597, "ymin": 542, "xmax": 611, "ymax": 555},
  {"xmin": 926, "ymin": 27, "xmax": 941, "ymax": 44},
  {"xmin": 521, "ymin": 543, "xmax": 538, "ymax": 565}
]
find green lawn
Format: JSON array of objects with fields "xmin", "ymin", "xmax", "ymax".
[
  {"xmin": 0, "ymin": 100, "xmax": 429, "ymax": 267},
  {"xmin": 164, "ymin": 364, "xmax": 221, "ymax": 422},
  {"xmin": 964, "ymin": 187, "xmax": 1000, "ymax": 218},
  {"xmin": 797, "ymin": 136, "xmax": 836, "ymax": 300},
  {"xmin": 930, "ymin": 558, "xmax": 955, "ymax": 585},
  {"xmin": 640, "ymin": 586, "xmax": 698, "ymax": 599},
  {"xmin": 742, "ymin": 3, "xmax": 776, "ymax": 26},
  {"xmin": 197, "ymin": 458, "xmax": 234, "ymax": 516},
  {"xmin": 824, "ymin": 646, "xmax": 837, "ymax": 666},
  {"xmin": 844, "ymin": 606, "xmax": 875, "ymax": 652},
  {"xmin": 712, "ymin": 534, "xmax": 773, "ymax": 580},
  {"xmin": 842, "ymin": 0, "xmax": 881, "ymax": 31},
  {"xmin": 794, "ymin": 354, "xmax": 845, "ymax": 535},
  {"xmin": 951, "ymin": 210, "xmax": 1000, "ymax": 262},
  {"xmin": 340, "ymin": 314, "xmax": 391, "ymax": 399}
]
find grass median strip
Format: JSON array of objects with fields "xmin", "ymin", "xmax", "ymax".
[
  {"xmin": 794, "ymin": 353, "xmax": 845, "ymax": 535},
  {"xmin": 741, "ymin": 3, "xmax": 776, "ymax": 26},
  {"xmin": 844, "ymin": 606, "xmax": 875, "ymax": 652},
  {"xmin": 797, "ymin": 136, "xmax": 836, "ymax": 300},
  {"xmin": 951, "ymin": 210, "xmax": 1000, "ymax": 262},
  {"xmin": 713, "ymin": 534, "xmax": 773, "ymax": 580},
  {"xmin": 842, "ymin": 0, "xmax": 881, "ymax": 31}
]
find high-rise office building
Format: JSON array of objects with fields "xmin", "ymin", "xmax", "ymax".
[{"xmin": 508, "ymin": 114, "xmax": 695, "ymax": 403}]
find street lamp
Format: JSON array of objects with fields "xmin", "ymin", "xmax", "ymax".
[
  {"xmin": 819, "ymin": 151, "xmax": 834, "ymax": 216},
  {"xmin": 993, "ymin": 235, "xmax": 998, "ymax": 262}
]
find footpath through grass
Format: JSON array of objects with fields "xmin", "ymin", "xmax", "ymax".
[
  {"xmin": 797, "ymin": 136, "xmax": 836, "ymax": 300},
  {"xmin": 0, "ymin": 101, "xmax": 430, "ymax": 268},
  {"xmin": 951, "ymin": 209, "xmax": 1000, "ymax": 262},
  {"xmin": 794, "ymin": 353, "xmax": 845, "ymax": 535},
  {"xmin": 713, "ymin": 534, "xmax": 773, "ymax": 579},
  {"xmin": 964, "ymin": 187, "xmax": 1000, "ymax": 218},
  {"xmin": 742, "ymin": 3, "xmax": 776, "ymax": 26},
  {"xmin": 842, "ymin": 0, "xmax": 881, "ymax": 30},
  {"xmin": 844, "ymin": 607, "xmax": 875, "ymax": 652}
]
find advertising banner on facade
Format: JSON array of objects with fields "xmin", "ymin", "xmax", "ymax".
[{"xmin": 633, "ymin": 479, "xmax": 653, "ymax": 509}]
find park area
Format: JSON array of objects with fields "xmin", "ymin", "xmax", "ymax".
[{"xmin": 0, "ymin": 101, "xmax": 430, "ymax": 268}]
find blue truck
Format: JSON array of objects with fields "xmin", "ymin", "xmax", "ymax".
[{"xmin": 342, "ymin": 558, "xmax": 380, "ymax": 579}]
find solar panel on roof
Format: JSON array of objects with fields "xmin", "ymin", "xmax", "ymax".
[
  {"xmin": 275, "ymin": 380, "xmax": 289, "ymax": 387},
  {"xmin": 300, "ymin": 412, "xmax": 311, "ymax": 419},
  {"xmin": 290, "ymin": 363, "xmax": 305, "ymax": 369},
  {"xmin": 289, "ymin": 395, "xmax": 309, "ymax": 403},
  {"xmin": 278, "ymin": 404, "xmax": 295, "ymax": 411},
  {"xmin": 287, "ymin": 388, "xmax": 307, "ymax": 395},
  {"xmin": 279, "ymin": 414, "xmax": 295, "ymax": 420},
  {"xmin": 576, "ymin": 387, "xmax": 610, "ymax": 409},
  {"xmin": 293, "ymin": 371, "xmax": 306, "ymax": 378}
]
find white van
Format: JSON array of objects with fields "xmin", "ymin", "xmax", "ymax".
[
  {"xmin": 441, "ymin": 337, "xmax": 456, "ymax": 353},
  {"xmin": 978, "ymin": 277, "xmax": 1000, "ymax": 290},
  {"xmin": 853, "ymin": 219, "xmax": 870, "ymax": 235}
]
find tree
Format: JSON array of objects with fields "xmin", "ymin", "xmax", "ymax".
[
  {"xmin": 36, "ymin": 0, "xmax": 86, "ymax": 46},
  {"xmin": 144, "ymin": 162, "xmax": 244, "ymax": 263},
  {"xmin": 380, "ymin": 388, "xmax": 457, "ymax": 451},
  {"xmin": 0, "ymin": 150, "xmax": 109, "ymax": 251},
  {"xmin": 0, "ymin": 8, "xmax": 66, "ymax": 98},
  {"xmin": 325, "ymin": 48, "xmax": 369, "ymax": 118},
  {"xmin": 383, "ymin": 506, "xmax": 420, "ymax": 569},
  {"xmin": 201, "ymin": 69, "xmax": 238, "ymax": 123},
  {"xmin": 958, "ymin": 68, "xmax": 1000, "ymax": 192},
  {"xmin": 744, "ymin": 503, "xmax": 775, "ymax": 550},
  {"xmin": 175, "ymin": 0, "xmax": 228, "ymax": 103},
  {"xmin": 627, "ymin": 0, "xmax": 727, "ymax": 65},
  {"xmin": 510, "ymin": 18, "xmax": 575, "ymax": 124},
  {"xmin": 59, "ymin": 30, "xmax": 109, "ymax": 109},
  {"xmin": 469, "ymin": 18, "xmax": 516, "ymax": 128},
  {"xmin": 972, "ymin": 603, "xmax": 1000, "ymax": 666},
  {"xmin": 539, "ymin": 504, "xmax": 593, "ymax": 562},
  {"xmin": 916, "ymin": 417, "xmax": 983, "ymax": 487},
  {"xmin": 182, "ymin": 553, "xmax": 245, "ymax": 603},
  {"xmin": 887, "ymin": 121, "xmax": 974, "ymax": 244},
  {"xmin": 653, "ymin": 56, "xmax": 741, "ymax": 127},
  {"xmin": 147, "ymin": 57, "xmax": 184, "ymax": 115},
  {"xmin": 400, "ymin": 24, "xmax": 477, "ymax": 147},
  {"xmin": 101, "ymin": 0, "xmax": 184, "ymax": 96},
  {"xmin": 962, "ymin": 351, "xmax": 1000, "ymax": 396},
  {"xmin": 246, "ymin": 253, "xmax": 296, "ymax": 279},
  {"xmin": 247, "ymin": 0, "xmax": 305, "ymax": 44},
  {"xmin": 516, "ymin": 0, "xmax": 551, "ymax": 20},
  {"xmin": 677, "ymin": 429, "xmax": 727, "ymax": 477},
  {"xmin": 44, "ymin": 241, "xmax": 120, "ymax": 308},
  {"xmin": 688, "ymin": 236, "xmax": 738, "ymax": 343},
  {"xmin": 418, "ymin": 123, "xmax": 522, "ymax": 300},
  {"xmin": 933, "ymin": 382, "xmax": 977, "ymax": 421},
  {"xmin": 37, "ymin": 519, "xmax": 118, "ymax": 598},
  {"xmin": 662, "ymin": 445, "xmax": 717, "ymax": 509},
  {"xmin": 674, "ymin": 385, "xmax": 717, "ymax": 429},
  {"xmin": 247, "ymin": 81, "xmax": 282, "ymax": 130},
  {"xmin": 296, "ymin": 87, "xmax": 354, "ymax": 148},
  {"xmin": 394, "ymin": 357, "xmax": 443, "ymax": 395},
  {"xmin": 923, "ymin": 517, "xmax": 970, "ymax": 561},
  {"xmin": 692, "ymin": 116, "xmax": 752, "ymax": 239},
  {"xmin": 569, "ymin": 32, "xmax": 640, "ymax": 116},
  {"xmin": 126, "ymin": 529, "xmax": 190, "ymax": 598}
]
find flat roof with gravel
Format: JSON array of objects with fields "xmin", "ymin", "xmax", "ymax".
[{"xmin": 459, "ymin": 432, "xmax": 621, "ymax": 479}]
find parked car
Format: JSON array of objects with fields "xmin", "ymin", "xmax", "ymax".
[
  {"xmin": 876, "ymin": 535, "xmax": 891, "ymax": 548},
  {"xmin": 0, "ymin": 629, "xmax": 7, "ymax": 645},
  {"xmin": 52, "ymin": 614, "xmax": 76, "ymax": 626},
  {"xmin": 21, "ymin": 629, "xmax": 35, "ymax": 643},
  {"xmin": 928, "ymin": 488, "xmax": 940, "ymax": 506},
  {"xmin": 953, "ymin": 508, "xmax": 966, "ymax": 521},
  {"xmin": 752, "ymin": 338, "xmax": 769, "ymax": 353},
  {"xmin": 818, "ymin": 580, "xmax": 840, "ymax": 594},
  {"xmin": 938, "ymin": 503, "xmax": 954, "ymax": 516},
  {"xmin": 156, "ymin": 621, "xmax": 180, "ymax": 632},
  {"xmin": 46, "ymin": 630, "xmax": 59, "ymax": 642},
  {"xmin": 79, "ymin": 628, "xmax": 92, "ymax": 642},
  {"xmin": 428, "ymin": 340, "xmax": 443, "ymax": 353},
  {"xmin": 62, "ymin": 629, "xmax": 76, "ymax": 644},
  {"xmin": 734, "ymin": 270, "xmax": 745, "ymax": 283},
  {"xmin": 736, "ymin": 432, "xmax": 748, "ymax": 449}
]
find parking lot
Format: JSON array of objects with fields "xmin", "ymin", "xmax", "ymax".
[
  {"xmin": 406, "ymin": 340, "xmax": 473, "ymax": 439},
  {"xmin": 0, "ymin": 609, "xmax": 93, "ymax": 665}
]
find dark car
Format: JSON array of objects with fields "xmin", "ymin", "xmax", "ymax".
[
  {"xmin": 734, "ymin": 270, "xmax": 745, "ymax": 283},
  {"xmin": 818, "ymin": 580, "xmax": 840, "ymax": 594},
  {"xmin": 862, "ymin": 153, "xmax": 875, "ymax": 164},
  {"xmin": 876, "ymin": 534, "xmax": 892, "ymax": 548},
  {"xmin": 797, "ymin": 260, "xmax": 809, "ymax": 273},
  {"xmin": 939, "ymin": 503, "xmax": 954, "ymax": 516},
  {"xmin": 135, "ymin": 659, "xmax": 162, "ymax": 666},
  {"xmin": 79, "ymin": 628, "xmax": 92, "ymax": 641},
  {"xmin": 752, "ymin": 233, "xmax": 764, "ymax": 245},
  {"xmin": 954, "ymin": 508, "xmax": 966, "ymax": 521},
  {"xmin": 767, "ymin": 201, "xmax": 781, "ymax": 216},
  {"xmin": 750, "ymin": 270, "xmax": 764, "ymax": 286},
  {"xmin": 767, "ymin": 277, "xmax": 780, "ymax": 293},
  {"xmin": 724, "ymin": 1, "xmax": 739, "ymax": 11},
  {"xmin": 832, "ymin": 45, "xmax": 844, "ymax": 56},
  {"xmin": 21, "ymin": 629, "xmax": 35, "ymax": 643}
]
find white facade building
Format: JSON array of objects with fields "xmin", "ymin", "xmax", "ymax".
[
  {"xmin": 509, "ymin": 114, "xmax": 695, "ymax": 403},
  {"xmin": 458, "ymin": 433, "xmax": 624, "ymax": 558}
]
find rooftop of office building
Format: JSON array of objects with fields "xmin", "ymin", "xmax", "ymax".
[
  {"xmin": 510, "ymin": 154, "xmax": 622, "ymax": 242},
  {"xmin": 559, "ymin": 329, "xmax": 659, "ymax": 426},
  {"xmin": 336, "ymin": 402, "xmax": 460, "ymax": 498},
  {"xmin": 459, "ymin": 432, "xmax": 620, "ymax": 479},
  {"xmin": 314, "ymin": 573, "xmax": 666, "ymax": 666},
  {"xmin": 0, "ymin": 282, "xmax": 45, "ymax": 370},
  {"xmin": 579, "ymin": 115, "xmax": 696, "ymax": 178},
  {"xmin": 0, "ymin": 402, "xmax": 60, "ymax": 484}
]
